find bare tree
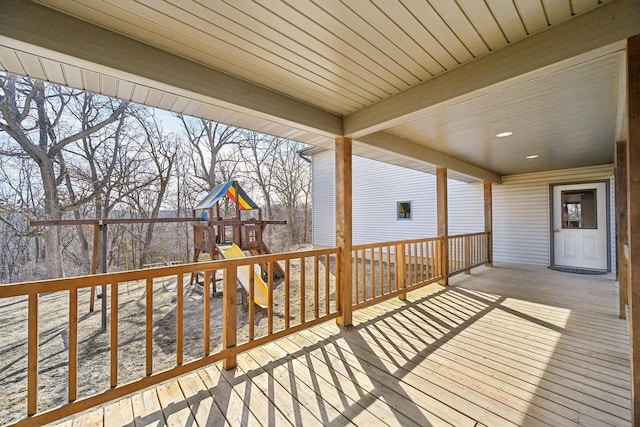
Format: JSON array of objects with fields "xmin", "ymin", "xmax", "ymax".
[
  {"xmin": 238, "ymin": 131, "xmax": 278, "ymax": 219},
  {"xmin": 60, "ymin": 94, "xmax": 128, "ymax": 272},
  {"xmin": 128, "ymin": 112, "xmax": 178, "ymax": 268},
  {"xmin": 0, "ymin": 159, "xmax": 41, "ymax": 282},
  {"xmin": 271, "ymin": 140, "xmax": 312, "ymax": 249},
  {"xmin": 178, "ymin": 115, "xmax": 244, "ymax": 191},
  {"xmin": 0, "ymin": 74, "xmax": 127, "ymax": 278}
]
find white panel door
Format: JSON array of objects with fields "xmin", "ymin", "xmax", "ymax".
[{"xmin": 553, "ymin": 183, "xmax": 607, "ymax": 270}]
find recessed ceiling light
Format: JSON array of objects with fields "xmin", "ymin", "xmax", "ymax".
[
  {"xmin": 526, "ymin": 155, "xmax": 539, "ymax": 159},
  {"xmin": 496, "ymin": 131, "xmax": 513, "ymax": 138}
]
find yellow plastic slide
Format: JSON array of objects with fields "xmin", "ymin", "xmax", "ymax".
[{"xmin": 219, "ymin": 244, "xmax": 269, "ymax": 308}]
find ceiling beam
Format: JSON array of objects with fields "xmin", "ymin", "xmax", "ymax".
[
  {"xmin": 344, "ymin": 0, "xmax": 640, "ymax": 138},
  {"xmin": 357, "ymin": 132, "xmax": 502, "ymax": 184},
  {"xmin": 0, "ymin": 0, "xmax": 343, "ymax": 137}
]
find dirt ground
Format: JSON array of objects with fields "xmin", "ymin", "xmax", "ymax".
[{"xmin": 0, "ymin": 254, "xmax": 348, "ymax": 425}]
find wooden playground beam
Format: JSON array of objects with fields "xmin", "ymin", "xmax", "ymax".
[
  {"xmin": 199, "ymin": 220, "xmax": 287, "ymax": 226},
  {"xmin": 31, "ymin": 218, "xmax": 286, "ymax": 227},
  {"xmin": 30, "ymin": 217, "xmax": 204, "ymax": 226}
]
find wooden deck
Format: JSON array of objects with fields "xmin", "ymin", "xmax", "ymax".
[{"xmin": 53, "ymin": 263, "xmax": 630, "ymax": 427}]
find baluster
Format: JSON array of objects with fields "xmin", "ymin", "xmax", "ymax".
[
  {"xmin": 285, "ymin": 259, "xmax": 290, "ymax": 329},
  {"xmin": 249, "ymin": 264, "xmax": 255, "ymax": 341},
  {"xmin": 353, "ymin": 249, "xmax": 359, "ymax": 304},
  {"xmin": 325, "ymin": 252, "xmax": 330, "ymax": 315},
  {"xmin": 361, "ymin": 249, "xmax": 366, "ymax": 302},
  {"xmin": 110, "ymin": 282, "xmax": 118, "ymax": 387},
  {"xmin": 314, "ymin": 256, "xmax": 319, "ymax": 319},
  {"xmin": 300, "ymin": 257, "xmax": 306, "ymax": 323},
  {"xmin": 176, "ymin": 275, "xmax": 184, "ymax": 366},
  {"xmin": 69, "ymin": 288, "xmax": 78, "ymax": 402},
  {"xmin": 146, "ymin": 278, "xmax": 153, "ymax": 376},
  {"xmin": 203, "ymin": 271, "xmax": 210, "ymax": 356},
  {"xmin": 378, "ymin": 246, "xmax": 384, "ymax": 297},
  {"xmin": 268, "ymin": 262, "xmax": 274, "ymax": 334},
  {"xmin": 27, "ymin": 292, "xmax": 38, "ymax": 415},
  {"xmin": 223, "ymin": 267, "xmax": 237, "ymax": 369}
]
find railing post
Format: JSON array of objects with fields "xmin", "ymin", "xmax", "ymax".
[
  {"xmin": 396, "ymin": 244, "xmax": 406, "ymax": 300},
  {"xmin": 627, "ymin": 34, "xmax": 640, "ymax": 425},
  {"xmin": 223, "ymin": 266, "xmax": 237, "ymax": 369},
  {"xmin": 484, "ymin": 181, "xmax": 493, "ymax": 267},
  {"xmin": 335, "ymin": 136, "xmax": 352, "ymax": 327},
  {"xmin": 437, "ymin": 167, "xmax": 449, "ymax": 285}
]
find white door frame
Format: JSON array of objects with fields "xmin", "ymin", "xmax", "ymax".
[{"xmin": 549, "ymin": 180, "xmax": 611, "ymax": 271}]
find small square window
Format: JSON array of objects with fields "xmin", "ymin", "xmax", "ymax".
[{"xmin": 397, "ymin": 201, "xmax": 412, "ymax": 220}]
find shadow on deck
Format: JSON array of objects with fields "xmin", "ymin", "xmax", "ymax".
[{"xmin": 57, "ymin": 263, "xmax": 630, "ymax": 427}]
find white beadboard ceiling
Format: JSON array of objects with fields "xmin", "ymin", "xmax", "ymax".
[
  {"xmin": 0, "ymin": 0, "xmax": 636, "ymax": 181},
  {"xmin": 384, "ymin": 47, "xmax": 625, "ymax": 175},
  {"xmin": 29, "ymin": 0, "xmax": 613, "ymax": 116}
]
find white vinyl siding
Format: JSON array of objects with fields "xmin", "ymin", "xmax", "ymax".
[
  {"xmin": 312, "ymin": 152, "xmax": 484, "ymax": 246},
  {"xmin": 313, "ymin": 153, "xmax": 615, "ymax": 271},
  {"xmin": 493, "ymin": 165, "xmax": 615, "ymax": 270},
  {"xmin": 311, "ymin": 151, "xmax": 335, "ymax": 247},
  {"xmin": 449, "ymin": 181, "xmax": 484, "ymax": 234}
]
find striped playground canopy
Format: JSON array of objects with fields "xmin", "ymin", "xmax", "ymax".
[{"xmin": 194, "ymin": 181, "xmax": 258, "ymax": 210}]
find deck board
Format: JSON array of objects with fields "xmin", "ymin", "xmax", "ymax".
[
  {"xmin": 176, "ymin": 372, "xmax": 229, "ymax": 427},
  {"xmin": 131, "ymin": 389, "xmax": 164, "ymax": 427},
  {"xmin": 103, "ymin": 398, "xmax": 134, "ymax": 427},
  {"xmin": 197, "ymin": 366, "xmax": 261, "ymax": 426},
  {"xmin": 51, "ymin": 263, "xmax": 631, "ymax": 427},
  {"xmin": 263, "ymin": 337, "xmax": 388, "ymax": 426},
  {"xmin": 155, "ymin": 381, "xmax": 196, "ymax": 426},
  {"xmin": 213, "ymin": 360, "xmax": 292, "ymax": 426},
  {"xmin": 275, "ymin": 335, "xmax": 420, "ymax": 426}
]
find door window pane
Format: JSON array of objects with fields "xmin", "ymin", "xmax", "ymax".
[{"xmin": 561, "ymin": 189, "xmax": 597, "ymax": 229}]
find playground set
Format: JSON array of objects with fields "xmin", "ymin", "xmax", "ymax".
[
  {"xmin": 30, "ymin": 179, "xmax": 286, "ymax": 330},
  {"xmin": 191, "ymin": 180, "xmax": 286, "ymax": 308}
]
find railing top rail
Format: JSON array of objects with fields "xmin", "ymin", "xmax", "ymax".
[
  {"xmin": 352, "ymin": 236, "xmax": 442, "ymax": 251},
  {"xmin": 448, "ymin": 231, "xmax": 490, "ymax": 239},
  {"xmin": 0, "ymin": 246, "xmax": 339, "ymax": 298}
]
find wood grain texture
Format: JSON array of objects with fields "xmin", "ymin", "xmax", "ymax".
[
  {"xmin": 335, "ymin": 136, "xmax": 352, "ymax": 327},
  {"xmin": 627, "ymin": 33, "xmax": 640, "ymax": 427}
]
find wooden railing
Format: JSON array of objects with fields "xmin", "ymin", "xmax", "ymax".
[
  {"xmin": 448, "ymin": 232, "xmax": 491, "ymax": 276},
  {"xmin": 0, "ymin": 248, "xmax": 339, "ymax": 426},
  {"xmin": 0, "ymin": 232, "xmax": 492, "ymax": 426},
  {"xmin": 351, "ymin": 237, "xmax": 444, "ymax": 310}
]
